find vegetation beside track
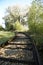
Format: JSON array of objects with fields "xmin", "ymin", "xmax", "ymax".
[{"xmin": 0, "ymin": 31, "xmax": 14, "ymax": 45}]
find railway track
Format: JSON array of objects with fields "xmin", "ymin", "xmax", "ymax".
[{"xmin": 0, "ymin": 32, "xmax": 41, "ymax": 65}]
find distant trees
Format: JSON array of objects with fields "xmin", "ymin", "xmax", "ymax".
[
  {"xmin": 3, "ymin": 6, "xmax": 28, "ymax": 31},
  {"xmin": 3, "ymin": 6, "xmax": 20, "ymax": 31}
]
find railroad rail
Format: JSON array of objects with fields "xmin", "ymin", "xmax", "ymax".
[{"xmin": 0, "ymin": 32, "xmax": 41, "ymax": 65}]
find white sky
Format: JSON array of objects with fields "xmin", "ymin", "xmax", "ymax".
[{"xmin": 0, "ymin": 0, "xmax": 33, "ymax": 27}]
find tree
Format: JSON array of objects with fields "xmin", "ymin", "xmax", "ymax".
[
  {"xmin": 28, "ymin": 0, "xmax": 43, "ymax": 33},
  {"xmin": 3, "ymin": 6, "xmax": 28, "ymax": 31},
  {"xmin": 27, "ymin": 0, "xmax": 43, "ymax": 45},
  {"xmin": 3, "ymin": 6, "xmax": 20, "ymax": 31}
]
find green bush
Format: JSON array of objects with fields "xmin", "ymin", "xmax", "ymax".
[
  {"xmin": 13, "ymin": 20, "xmax": 26, "ymax": 32},
  {"xmin": 0, "ymin": 26, "xmax": 4, "ymax": 31}
]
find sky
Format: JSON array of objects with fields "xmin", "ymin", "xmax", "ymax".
[{"xmin": 0, "ymin": 0, "xmax": 33, "ymax": 27}]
